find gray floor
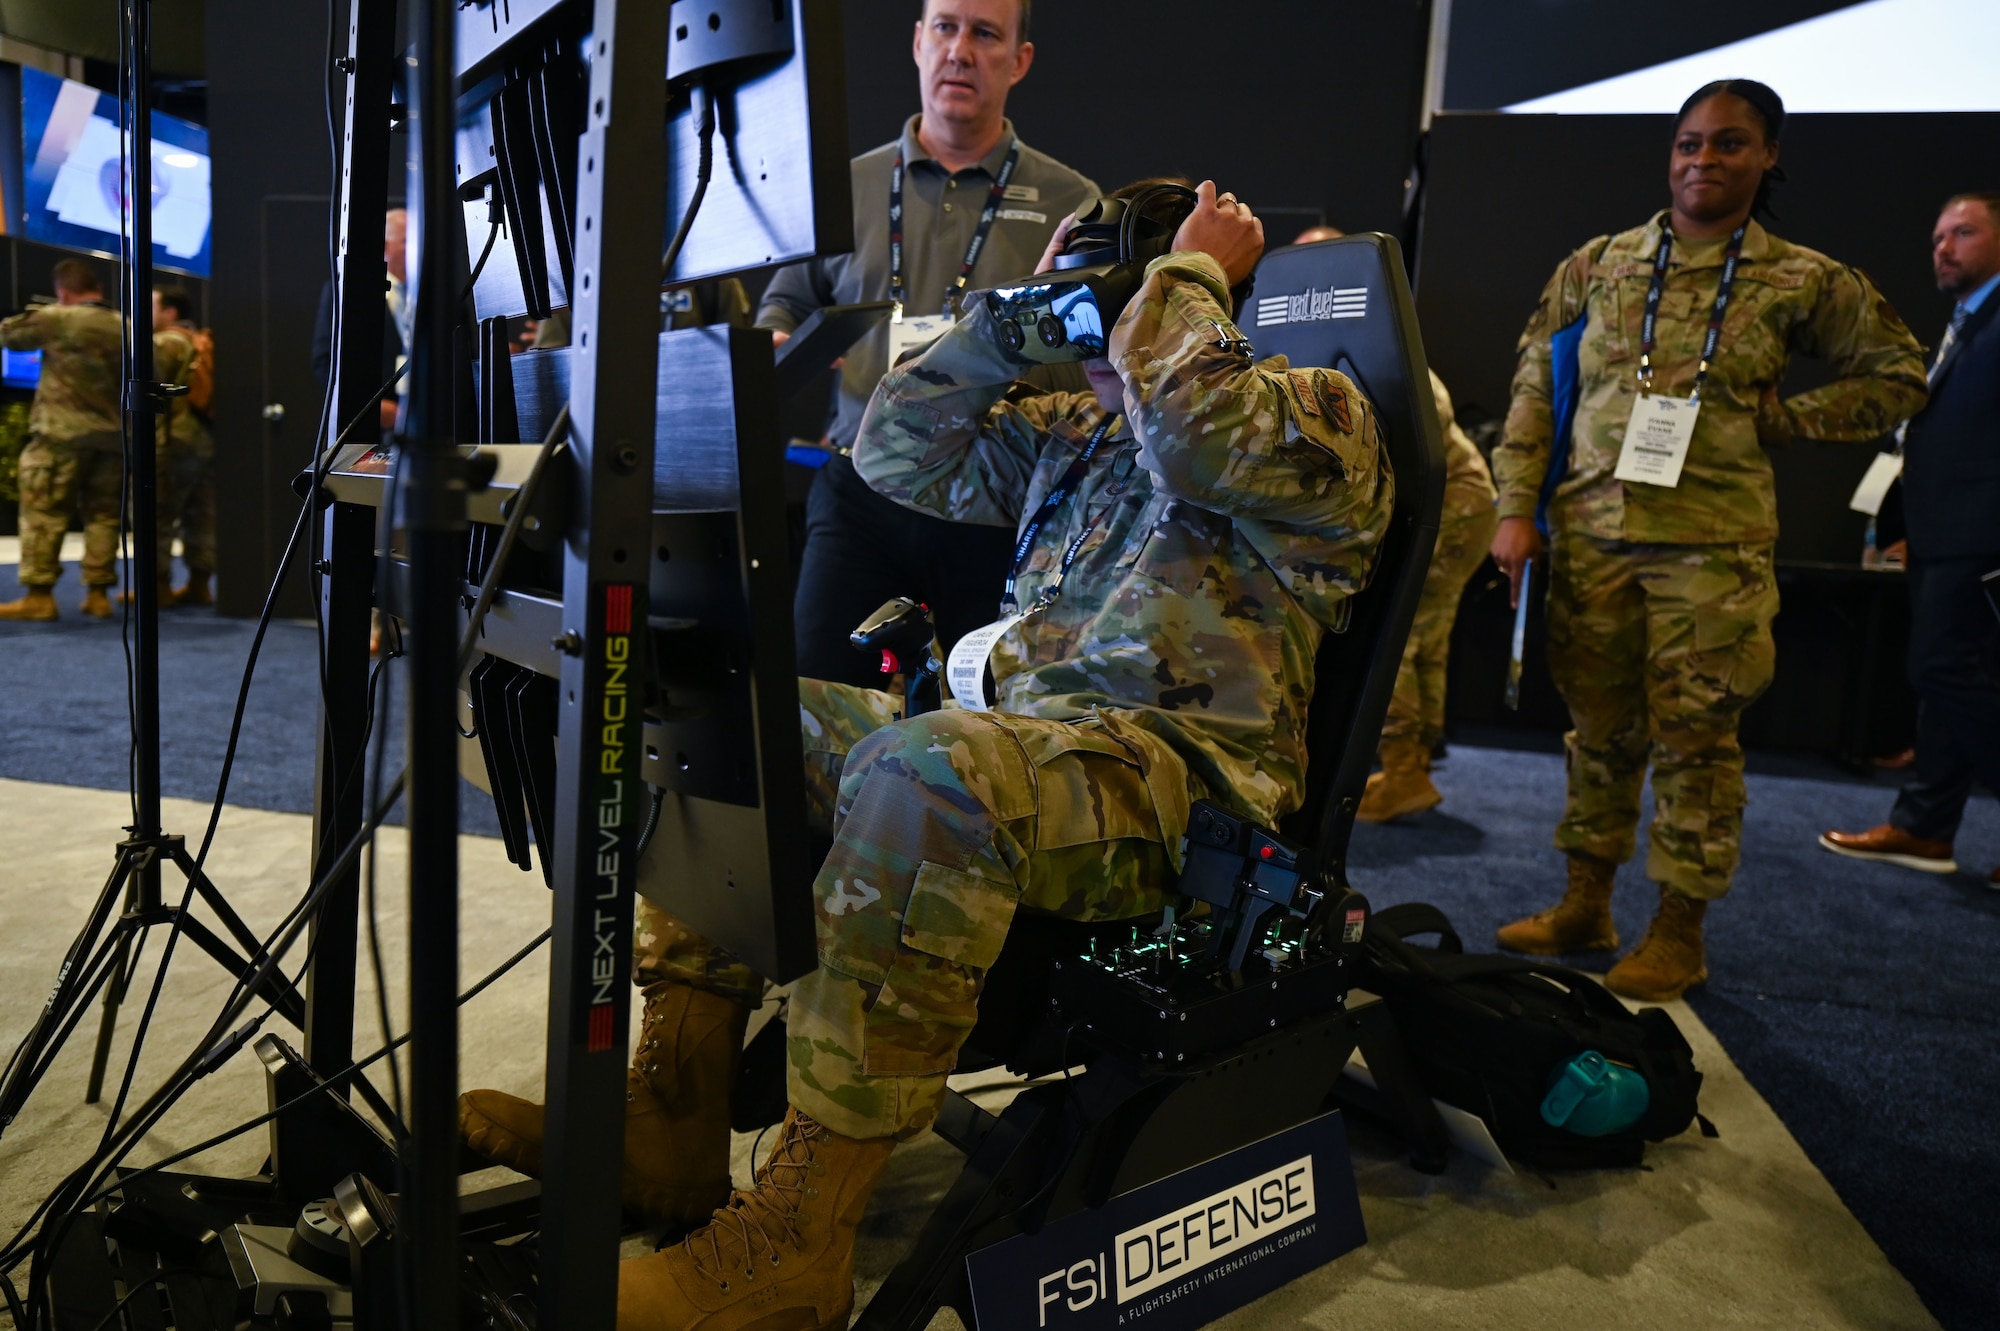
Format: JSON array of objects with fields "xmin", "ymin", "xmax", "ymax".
[{"xmin": 0, "ymin": 779, "xmax": 1939, "ymax": 1330}]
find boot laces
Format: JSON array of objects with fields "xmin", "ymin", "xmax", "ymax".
[
  {"xmin": 1630, "ymin": 895, "xmax": 1699, "ymax": 965},
  {"xmin": 685, "ymin": 1115, "xmax": 825, "ymax": 1289}
]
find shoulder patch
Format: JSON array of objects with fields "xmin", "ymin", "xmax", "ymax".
[
  {"xmin": 1322, "ymin": 383, "xmax": 1352, "ymax": 434},
  {"xmin": 1289, "ymin": 371, "xmax": 1352, "ymax": 433},
  {"xmin": 1288, "ymin": 370, "xmax": 1319, "ymax": 416}
]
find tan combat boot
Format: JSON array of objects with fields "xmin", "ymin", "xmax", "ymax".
[
  {"xmin": 0, "ymin": 589, "xmax": 59, "ymax": 621},
  {"xmin": 1605, "ymin": 887, "xmax": 1708, "ymax": 1002},
  {"xmin": 459, "ymin": 982, "xmax": 748, "ymax": 1226},
  {"xmin": 79, "ymin": 587, "xmax": 114, "ymax": 619},
  {"xmin": 1496, "ymin": 854, "xmax": 1620, "ymax": 955},
  {"xmin": 116, "ymin": 575, "xmax": 176, "ymax": 608},
  {"xmin": 1357, "ymin": 739, "xmax": 1443, "ymax": 823},
  {"xmin": 616, "ymin": 1107, "xmax": 896, "ymax": 1331},
  {"xmin": 172, "ymin": 572, "xmax": 213, "ymax": 607}
]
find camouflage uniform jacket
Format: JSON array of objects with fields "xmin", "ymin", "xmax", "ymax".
[
  {"xmin": 154, "ymin": 324, "xmax": 208, "ymax": 452},
  {"xmin": 1430, "ymin": 369, "xmax": 1497, "ymax": 524},
  {"xmin": 0, "ymin": 301, "xmax": 125, "ymax": 444},
  {"xmin": 1495, "ymin": 212, "xmax": 1927, "ymax": 543},
  {"xmin": 854, "ymin": 251, "xmax": 1395, "ymax": 825}
]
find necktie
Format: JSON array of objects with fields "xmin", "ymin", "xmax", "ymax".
[
  {"xmin": 1927, "ymin": 305, "xmax": 1968, "ymax": 384},
  {"xmin": 1896, "ymin": 307, "xmax": 1970, "ymax": 446}
]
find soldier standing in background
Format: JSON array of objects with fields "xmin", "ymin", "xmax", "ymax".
[
  {"xmin": 152, "ymin": 288, "xmax": 216, "ymax": 607},
  {"xmin": 1295, "ymin": 222, "xmax": 1503, "ymax": 821},
  {"xmin": 1488, "ymin": 80, "xmax": 1927, "ymax": 1000},
  {"xmin": 0, "ymin": 260, "xmax": 126, "ymax": 622},
  {"xmin": 1362, "ymin": 366, "xmax": 1498, "ymax": 821}
]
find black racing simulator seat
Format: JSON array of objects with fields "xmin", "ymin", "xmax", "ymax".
[{"xmin": 843, "ymin": 233, "xmax": 1451, "ymax": 1331}]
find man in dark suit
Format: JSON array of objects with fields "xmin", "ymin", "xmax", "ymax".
[{"xmin": 1823, "ymin": 193, "xmax": 2000, "ymax": 886}]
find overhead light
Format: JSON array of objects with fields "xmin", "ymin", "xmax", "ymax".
[{"xmin": 161, "ymin": 151, "xmax": 200, "ymax": 169}]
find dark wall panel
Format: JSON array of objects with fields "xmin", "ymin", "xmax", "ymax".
[
  {"xmin": 205, "ymin": 0, "xmax": 337, "ymax": 618},
  {"xmin": 841, "ymin": 0, "xmax": 1433, "ymax": 240}
]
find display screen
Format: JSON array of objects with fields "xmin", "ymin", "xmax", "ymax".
[
  {"xmin": 19, "ymin": 66, "xmax": 211, "ymax": 277},
  {"xmin": 1, "ymin": 348, "xmax": 39, "ymax": 389}
]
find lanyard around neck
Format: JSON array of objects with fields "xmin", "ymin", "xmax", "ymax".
[
  {"xmin": 1638, "ymin": 222, "xmax": 1747, "ymax": 402},
  {"xmin": 1001, "ymin": 413, "xmax": 1120, "ymax": 613},
  {"xmin": 889, "ymin": 138, "xmax": 1022, "ymax": 321}
]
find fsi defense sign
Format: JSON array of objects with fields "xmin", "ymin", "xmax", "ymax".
[
  {"xmin": 1112, "ymin": 1155, "xmax": 1314, "ymax": 1305},
  {"xmin": 964, "ymin": 1113, "xmax": 1364, "ymax": 1331}
]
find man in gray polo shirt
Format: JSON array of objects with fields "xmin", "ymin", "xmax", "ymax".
[{"xmin": 760, "ymin": 0, "xmax": 1097, "ymax": 686}]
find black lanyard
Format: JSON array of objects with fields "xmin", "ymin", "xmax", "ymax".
[
  {"xmin": 890, "ymin": 139, "xmax": 1022, "ymax": 320},
  {"xmin": 1638, "ymin": 222, "xmax": 1746, "ymax": 402},
  {"xmin": 1001, "ymin": 413, "xmax": 1120, "ymax": 613}
]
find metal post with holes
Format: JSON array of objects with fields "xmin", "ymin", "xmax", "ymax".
[{"xmin": 535, "ymin": 2, "xmax": 668, "ymax": 1323}]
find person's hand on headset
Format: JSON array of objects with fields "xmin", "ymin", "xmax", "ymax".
[
  {"xmin": 1173, "ymin": 181, "xmax": 1264, "ymax": 287},
  {"xmin": 1034, "ymin": 213, "xmax": 1079, "ymax": 276}
]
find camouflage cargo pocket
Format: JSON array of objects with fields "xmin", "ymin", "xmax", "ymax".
[
  {"xmin": 17, "ymin": 453, "xmax": 58, "ymax": 510},
  {"xmin": 1689, "ymin": 605, "xmax": 1777, "ymax": 712},
  {"xmin": 859, "ymin": 861, "xmax": 1021, "ymax": 1076},
  {"xmin": 899, "ymin": 861, "xmax": 1021, "ymax": 968}
]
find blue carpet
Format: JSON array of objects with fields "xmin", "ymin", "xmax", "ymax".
[
  {"xmin": 0, "ymin": 559, "xmax": 504, "ymax": 838},
  {"xmin": 4, "ymin": 559, "xmax": 1996, "ymax": 1330}
]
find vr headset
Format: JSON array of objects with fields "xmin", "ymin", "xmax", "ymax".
[{"xmin": 985, "ymin": 184, "xmax": 1198, "ymax": 365}]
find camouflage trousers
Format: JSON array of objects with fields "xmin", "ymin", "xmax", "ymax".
[
  {"xmin": 1381, "ymin": 504, "xmax": 1498, "ymax": 751},
  {"xmin": 16, "ymin": 434, "xmax": 122, "ymax": 589},
  {"xmin": 635, "ymin": 678, "xmax": 1195, "ymax": 1140},
  {"xmin": 1547, "ymin": 532, "xmax": 1778, "ymax": 900},
  {"xmin": 154, "ymin": 437, "xmax": 216, "ymax": 574}
]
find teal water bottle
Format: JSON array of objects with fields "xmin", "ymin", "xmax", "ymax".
[{"xmin": 1541, "ymin": 1050, "xmax": 1650, "ymax": 1136}]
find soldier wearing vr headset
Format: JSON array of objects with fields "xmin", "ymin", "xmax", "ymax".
[{"xmin": 463, "ymin": 179, "xmax": 1392, "ymax": 1330}]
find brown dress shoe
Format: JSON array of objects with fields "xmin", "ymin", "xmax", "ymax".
[
  {"xmin": 1496, "ymin": 855, "xmax": 1619, "ymax": 955},
  {"xmin": 1818, "ymin": 824, "xmax": 1957, "ymax": 874},
  {"xmin": 0, "ymin": 590, "xmax": 59, "ymax": 621}
]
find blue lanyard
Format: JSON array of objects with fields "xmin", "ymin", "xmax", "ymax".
[
  {"xmin": 1638, "ymin": 223, "xmax": 1746, "ymax": 402},
  {"xmin": 1001, "ymin": 413, "xmax": 1121, "ymax": 613},
  {"xmin": 890, "ymin": 139, "xmax": 1022, "ymax": 320}
]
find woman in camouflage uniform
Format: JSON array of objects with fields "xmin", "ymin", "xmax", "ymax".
[{"xmin": 1488, "ymin": 80, "xmax": 1927, "ymax": 1000}]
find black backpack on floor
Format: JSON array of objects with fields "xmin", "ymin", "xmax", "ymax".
[{"xmin": 1360, "ymin": 902, "xmax": 1706, "ymax": 1169}]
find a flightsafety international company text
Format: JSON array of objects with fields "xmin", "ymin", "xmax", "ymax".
[{"xmin": 964, "ymin": 1113, "xmax": 1366, "ymax": 1331}]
